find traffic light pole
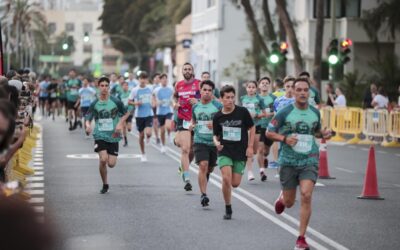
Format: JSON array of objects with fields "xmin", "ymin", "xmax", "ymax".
[{"xmin": 329, "ymin": 0, "xmax": 336, "ymax": 81}]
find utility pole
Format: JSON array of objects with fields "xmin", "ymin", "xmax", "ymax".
[
  {"xmin": 329, "ymin": 0, "xmax": 336, "ymax": 81},
  {"xmin": 0, "ymin": 22, "xmax": 4, "ymax": 75}
]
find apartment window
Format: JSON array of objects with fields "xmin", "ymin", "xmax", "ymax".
[
  {"xmin": 48, "ymin": 22, "xmax": 56, "ymax": 34},
  {"xmin": 65, "ymin": 23, "xmax": 75, "ymax": 32},
  {"xmin": 82, "ymin": 23, "xmax": 93, "ymax": 33},
  {"xmin": 83, "ymin": 44, "xmax": 92, "ymax": 53},
  {"xmin": 313, "ymin": 0, "xmax": 361, "ymax": 18},
  {"xmin": 207, "ymin": 0, "xmax": 216, "ymax": 8}
]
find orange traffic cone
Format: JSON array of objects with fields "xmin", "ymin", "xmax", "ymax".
[
  {"xmin": 318, "ymin": 138, "xmax": 335, "ymax": 179},
  {"xmin": 358, "ymin": 145, "xmax": 384, "ymax": 200}
]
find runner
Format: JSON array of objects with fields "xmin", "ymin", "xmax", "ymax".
[
  {"xmin": 257, "ymin": 77, "xmax": 276, "ymax": 181},
  {"xmin": 201, "ymin": 71, "xmax": 220, "ymax": 99},
  {"xmin": 152, "ymin": 73, "xmax": 173, "ymax": 153},
  {"xmin": 129, "ymin": 71, "xmax": 153, "ymax": 162},
  {"xmin": 266, "ymin": 77, "xmax": 331, "ymax": 250},
  {"xmin": 117, "ymin": 81, "xmax": 133, "ymax": 147},
  {"xmin": 240, "ymin": 80, "xmax": 266, "ymax": 181},
  {"xmin": 109, "ymin": 73, "xmax": 120, "ymax": 97},
  {"xmin": 272, "ymin": 78, "xmax": 285, "ymax": 98},
  {"xmin": 47, "ymin": 78, "xmax": 59, "ymax": 121},
  {"xmin": 213, "ymin": 85, "xmax": 255, "ymax": 219},
  {"xmin": 65, "ymin": 69, "xmax": 82, "ymax": 131},
  {"xmin": 85, "ymin": 77, "xmax": 129, "ymax": 194},
  {"xmin": 298, "ymin": 71, "xmax": 321, "ymax": 107},
  {"xmin": 127, "ymin": 72, "xmax": 138, "ymax": 91},
  {"xmin": 173, "ymin": 62, "xmax": 200, "ymax": 191},
  {"xmin": 77, "ymin": 77, "xmax": 97, "ymax": 137},
  {"xmin": 151, "ymin": 73, "xmax": 161, "ymax": 145},
  {"xmin": 190, "ymin": 80, "xmax": 222, "ymax": 206},
  {"xmin": 38, "ymin": 75, "xmax": 50, "ymax": 117}
]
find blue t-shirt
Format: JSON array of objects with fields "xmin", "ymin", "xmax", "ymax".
[
  {"xmin": 153, "ymin": 86, "xmax": 173, "ymax": 115},
  {"xmin": 273, "ymin": 96, "xmax": 295, "ymax": 112},
  {"xmin": 79, "ymin": 87, "xmax": 97, "ymax": 107},
  {"xmin": 129, "ymin": 86, "xmax": 153, "ymax": 118},
  {"xmin": 127, "ymin": 80, "xmax": 138, "ymax": 91},
  {"xmin": 39, "ymin": 81, "xmax": 49, "ymax": 97}
]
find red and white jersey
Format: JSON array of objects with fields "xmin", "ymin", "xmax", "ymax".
[{"xmin": 175, "ymin": 78, "xmax": 200, "ymax": 121}]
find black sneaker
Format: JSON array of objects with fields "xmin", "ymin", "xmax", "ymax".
[
  {"xmin": 223, "ymin": 205, "xmax": 232, "ymax": 220},
  {"xmin": 77, "ymin": 120, "xmax": 82, "ymax": 128},
  {"xmin": 223, "ymin": 213, "xmax": 232, "ymax": 220},
  {"xmin": 201, "ymin": 194, "xmax": 209, "ymax": 207},
  {"xmin": 184, "ymin": 182, "xmax": 192, "ymax": 191},
  {"xmin": 123, "ymin": 142, "xmax": 128, "ymax": 147},
  {"xmin": 100, "ymin": 184, "xmax": 109, "ymax": 194},
  {"xmin": 260, "ymin": 171, "xmax": 267, "ymax": 182}
]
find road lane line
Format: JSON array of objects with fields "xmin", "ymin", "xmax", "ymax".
[
  {"xmin": 377, "ymin": 150, "xmax": 387, "ymax": 154},
  {"xmin": 27, "ymin": 190, "xmax": 45, "ymax": 195},
  {"xmin": 29, "ymin": 197, "xmax": 44, "ymax": 204},
  {"xmin": 347, "ymin": 145, "xmax": 356, "ymax": 149},
  {"xmin": 336, "ymin": 167, "xmax": 355, "ymax": 173},
  {"xmin": 360, "ymin": 148, "xmax": 369, "ymax": 151},
  {"xmin": 33, "ymin": 206, "xmax": 44, "ymax": 213},
  {"xmin": 393, "ymin": 184, "xmax": 400, "ymax": 188},
  {"xmin": 27, "ymin": 176, "xmax": 44, "ymax": 182},
  {"xmin": 136, "ymin": 135, "xmax": 348, "ymax": 250}
]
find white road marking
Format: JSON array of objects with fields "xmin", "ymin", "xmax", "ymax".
[
  {"xmin": 29, "ymin": 197, "xmax": 44, "ymax": 204},
  {"xmin": 27, "ymin": 189, "xmax": 45, "ymax": 195},
  {"xmin": 336, "ymin": 167, "xmax": 355, "ymax": 173},
  {"xmin": 33, "ymin": 162, "xmax": 43, "ymax": 166},
  {"xmin": 34, "ymin": 171, "xmax": 44, "ymax": 176},
  {"xmin": 33, "ymin": 167, "xmax": 44, "ymax": 170},
  {"xmin": 33, "ymin": 206, "xmax": 44, "ymax": 213},
  {"xmin": 136, "ymin": 135, "xmax": 348, "ymax": 250},
  {"xmin": 377, "ymin": 150, "xmax": 387, "ymax": 154},
  {"xmin": 315, "ymin": 182, "xmax": 325, "ymax": 187},
  {"xmin": 360, "ymin": 148, "xmax": 369, "ymax": 151},
  {"xmin": 396, "ymin": 154, "xmax": 400, "ymax": 157},
  {"xmin": 27, "ymin": 176, "xmax": 44, "ymax": 182},
  {"xmin": 348, "ymin": 145, "xmax": 356, "ymax": 149},
  {"xmin": 26, "ymin": 183, "xmax": 44, "ymax": 189},
  {"xmin": 393, "ymin": 184, "xmax": 400, "ymax": 188}
]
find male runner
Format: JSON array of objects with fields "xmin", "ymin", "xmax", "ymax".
[
  {"xmin": 201, "ymin": 71, "xmax": 220, "ymax": 99},
  {"xmin": 47, "ymin": 78, "xmax": 59, "ymax": 121},
  {"xmin": 85, "ymin": 77, "xmax": 129, "ymax": 194},
  {"xmin": 173, "ymin": 62, "xmax": 200, "ymax": 191},
  {"xmin": 38, "ymin": 75, "xmax": 50, "ymax": 116},
  {"xmin": 118, "ymin": 81, "xmax": 133, "ymax": 147},
  {"xmin": 77, "ymin": 77, "xmax": 97, "ymax": 137},
  {"xmin": 266, "ymin": 77, "xmax": 331, "ymax": 250},
  {"xmin": 213, "ymin": 85, "xmax": 255, "ymax": 220},
  {"xmin": 257, "ymin": 77, "xmax": 276, "ymax": 180},
  {"xmin": 151, "ymin": 73, "xmax": 161, "ymax": 144},
  {"xmin": 66, "ymin": 69, "xmax": 82, "ymax": 130},
  {"xmin": 298, "ymin": 71, "xmax": 321, "ymax": 107},
  {"xmin": 129, "ymin": 72, "xmax": 153, "ymax": 162},
  {"xmin": 190, "ymin": 80, "xmax": 222, "ymax": 206},
  {"xmin": 153, "ymin": 73, "xmax": 173, "ymax": 153}
]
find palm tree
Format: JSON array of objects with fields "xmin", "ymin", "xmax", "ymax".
[{"xmin": 1, "ymin": 0, "xmax": 47, "ymax": 69}]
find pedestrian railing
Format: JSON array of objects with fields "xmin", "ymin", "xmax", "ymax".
[
  {"xmin": 320, "ymin": 106, "xmax": 332, "ymax": 130},
  {"xmin": 330, "ymin": 107, "xmax": 363, "ymax": 144},
  {"xmin": 359, "ymin": 109, "xmax": 389, "ymax": 145},
  {"xmin": 382, "ymin": 110, "xmax": 400, "ymax": 147}
]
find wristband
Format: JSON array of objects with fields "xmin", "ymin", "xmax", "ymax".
[{"xmin": 283, "ymin": 136, "xmax": 287, "ymax": 144}]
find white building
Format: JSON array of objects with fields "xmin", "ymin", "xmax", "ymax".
[{"xmin": 190, "ymin": 0, "xmax": 400, "ymax": 86}]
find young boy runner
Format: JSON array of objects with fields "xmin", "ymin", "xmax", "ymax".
[
  {"xmin": 129, "ymin": 72, "xmax": 153, "ymax": 162},
  {"xmin": 85, "ymin": 77, "xmax": 129, "ymax": 194},
  {"xmin": 257, "ymin": 77, "xmax": 276, "ymax": 181},
  {"xmin": 266, "ymin": 78, "xmax": 331, "ymax": 250},
  {"xmin": 152, "ymin": 73, "xmax": 174, "ymax": 153},
  {"xmin": 118, "ymin": 81, "xmax": 134, "ymax": 147},
  {"xmin": 190, "ymin": 80, "xmax": 222, "ymax": 207},
  {"xmin": 213, "ymin": 85, "xmax": 255, "ymax": 220},
  {"xmin": 77, "ymin": 77, "xmax": 97, "ymax": 137}
]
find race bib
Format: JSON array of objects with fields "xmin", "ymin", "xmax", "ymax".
[
  {"xmin": 182, "ymin": 120, "xmax": 191, "ymax": 129},
  {"xmin": 98, "ymin": 118, "xmax": 113, "ymax": 131},
  {"xmin": 160, "ymin": 99, "xmax": 170, "ymax": 107},
  {"xmin": 122, "ymin": 97, "xmax": 129, "ymax": 106},
  {"xmin": 70, "ymin": 89, "xmax": 78, "ymax": 95},
  {"xmin": 244, "ymin": 103, "xmax": 255, "ymax": 114},
  {"xmin": 197, "ymin": 120, "xmax": 212, "ymax": 134},
  {"xmin": 292, "ymin": 134, "xmax": 313, "ymax": 154},
  {"xmin": 140, "ymin": 94, "xmax": 151, "ymax": 104},
  {"xmin": 50, "ymin": 92, "xmax": 57, "ymax": 98},
  {"xmin": 372, "ymin": 111, "xmax": 379, "ymax": 123},
  {"xmin": 222, "ymin": 126, "xmax": 241, "ymax": 141}
]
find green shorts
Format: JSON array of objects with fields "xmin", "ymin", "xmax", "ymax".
[
  {"xmin": 279, "ymin": 165, "xmax": 318, "ymax": 190},
  {"xmin": 218, "ymin": 156, "xmax": 246, "ymax": 175}
]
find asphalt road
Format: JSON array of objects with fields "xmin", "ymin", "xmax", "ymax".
[{"xmin": 39, "ymin": 116, "xmax": 400, "ymax": 250}]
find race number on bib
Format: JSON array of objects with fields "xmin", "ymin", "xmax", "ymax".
[
  {"xmin": 197, "ymin": 120, "xmax": 212, "ymax": 134},
  {"xmin": 98, "ymin": 118, "xmax": 114, "ymax": 131},
  {"xmin": 222, "ymin": 126, "xmax": 241, "ymax": 141},
  {"xmin": 243, "ymin": 103, "xmax": 255, "ymax": 114},
  {"xmin": 70, "ymin": 89, "xmax": 78, "ymax": 95},
  {"xmin": 160, "ymin": 99, "xmax": 170, "ymax": 107},
  {"xmin": 50, "ymin": 92, "xmax": 57, "ymax": 98},
  {"xmin": 122, "ymin": 97, "xmax": 129, "ymax": 106},
  {"xmin": 182, "ymin": 120, "xmax": 191, "ymax": 130},
  {"xmin": 292, "ymin": 134, "xmax": 313, "ymax": 154},
  {"xmin": 140, "ymin": 94, "xmax": 151, "ymax": 104}
]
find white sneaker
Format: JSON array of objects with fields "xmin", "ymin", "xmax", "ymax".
[
  {"xmin": 247, "ymin": 170, "xmax": 255, "ymax": 181},
  {"xmin": 146, "ymin": 137, "xmax": 150, "ymax": 145},
  {"xmin": 141, "ymin": 154, "xmax": 147, "ymax": 162},
  {"xmin": 160, "ymin": 146, "xmax": 166, "ymax": 154}
]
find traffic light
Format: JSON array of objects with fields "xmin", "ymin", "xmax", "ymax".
[
  {"xmin": 327, "ymin": 39, "xmax": 339, "ymax": 65},
  {"xmin": 83, "ymin": 32, "xmax": 90, "ymax": 43},
  {"xmin": 269, "ymin": 42, "xmax": 280, "ymax": 64},
  {"xmin": 340, "ymin": 38, "xmax": 352, "ymax": 64},
  {"xmin": 62, "ymin": 42, "xmax": 69, "ymax": 50},
  {"xmin": 279, "ymin": 41, "xmax": 289, "ymax": 61}
]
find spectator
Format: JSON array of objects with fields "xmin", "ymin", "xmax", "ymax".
[
  {"xmin": 325, "ymin": 83, "xmax": 336, "ymax": 107},
  {"xmin": 0, "ymin": 76, "xmax": 8, "ymax": 87},
  {"xmin": 0, "ymin": 100, "xmax": 17, "ymax": 182},
  {"xmin": 329, "ymin": 87, "xmax": 346, "ymax": 107},
  {"xmin": 371, "ymin": 86, "xmax": 389, "ymax": 109},
  {"xmin": 363, "ymin": 83, "xmax": 377, "ymax": 109}
]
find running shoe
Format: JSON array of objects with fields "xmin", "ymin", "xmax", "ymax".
[
  {"xmin": 223, "ymin": 205, "xmax": 232, "ymax": 220},
  {"xmin": 141, "ymin": 154, "xmax": 147, "ymax": 162},
  {"xmin": 274, "ymin": 192, "xmax": 285, "ymax": 214},
  {"xmin": 178, "ymin": 165, "xmax": 183, "ymax": 175},
  {"xmin": 294, "ymin": 236, "xmax": 310, "ymax": 250},
  {"xmin": 200, "ymin": 194, "xmax": 209, "ymax": 207},
  {"xmin": 100, "ymin": 184, "xmax": 109, "ymax": 194},
  {"xmin": 160, "ymin": 145, "xmax": 166, "ymax": 154},
  {"xmin": 146, "ymin": 137, "xmax": 150, "ymax": 144},
  {"xmin": 184, "ymin": 181, "xmax": 192, "ymax": 191},
  {"xmin": 123, "ymin": 142, "xmax": 128, "ymax": 147},
  {"xmin": 269, "ymin": 161, "xmax": 279, "ymax": 169},
  {"xmin": 156, "ymin": 138, "xmax": 161, "ymax": 145},
  {"xmin": 247, "ymin": 170, "xmax": 255, "ymax": 181},
  {"xmin": 260, "ymin": 169, "xmax": 267, "ymax": 182}
]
